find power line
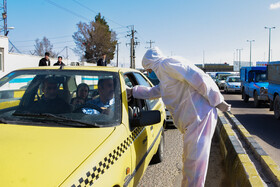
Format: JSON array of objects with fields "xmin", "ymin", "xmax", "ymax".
[
  {"xmin": 71, "ymin": 0, "xmax": 127, "ymax": 28},
  {"xmin": 13, "ymin": 35, "xmax": 73, "ymax": 43},
  {"xmin": 16, "ymin": 40, "xmax": 74, "ymax": 48},
  {"xmin": 45, "ymin": 0, "xmax": 89, "ymax": 21}
]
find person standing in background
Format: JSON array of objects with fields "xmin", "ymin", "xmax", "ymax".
[
  {"xmin": 97, "ymin": 53, "xmax": 107, "ymax": 66},
  {"xmin": 39, "ymin": 52, "xmax": 51, "ymax": 66},
  {"xmin": 53, "ymin": 56, "xmax": 65, "ymax": 66}
]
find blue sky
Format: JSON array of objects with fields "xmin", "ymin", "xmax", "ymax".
[{"xmin": 4, "ymin": 0, "xmax": 280, "ymax": 67}]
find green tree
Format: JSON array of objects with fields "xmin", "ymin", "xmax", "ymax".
[{"xmin": 73, "ymin": 13, "xmax": 117, "ymax": 63}]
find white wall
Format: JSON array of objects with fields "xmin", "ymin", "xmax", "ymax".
[
  {"xmin": 0, "ymin": 36, "xmax": 77, "ymax": 78},
  {"xmin": 0, "ymin": 36, "xmax": 117, "ymax": 78}
]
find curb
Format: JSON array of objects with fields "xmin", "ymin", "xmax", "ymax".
[
  {"xmin": 216, "ymin": 112, "xmax": 265, "ymax": 186},
  {"xmin": 224, "ymin": 111, "xmax": 280, "ymax": 187}
]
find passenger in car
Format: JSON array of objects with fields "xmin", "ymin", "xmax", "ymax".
[
  {"xmin": 30, "ymin": 77, "xmax": 72, "ymax": 114},
  {"xmin": 71, "ymin": 83, "xmax": 89, "ymax": 108},
  {"xmin": 86, "ymin": 78, "xmax": 114, "ymax": 114}
]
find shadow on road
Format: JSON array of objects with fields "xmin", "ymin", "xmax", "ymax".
[
  {"xmin": 226, "ymin": 99, "xmax": 270, "ymax": 109},
  {"xmin": 224, "ymin": 94, "xmax": 280, "ymax": 149},
  {"xmin": 233, "ymin": 113, "xmax": 280, "ymax": 149},
  {"xmin": 165, "ymin": 123, "xmax": 176, "ymax": 130}
]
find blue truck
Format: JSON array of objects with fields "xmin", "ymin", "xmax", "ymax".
[
  {"xmin": 240, "ymin": 67, "xmax": 269, "ymax": 107},
  {"xmin": 267, "ymin": 61, "xmax": 280, "ymax": 119}
]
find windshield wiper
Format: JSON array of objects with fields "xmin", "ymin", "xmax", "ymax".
[
  {"xmin": 12, "ymin": 112, "xmax": 99, "ymax": 127},
  {"xmin": 0, "ymin": 118, "xmax": 7, "ymax": 124}
]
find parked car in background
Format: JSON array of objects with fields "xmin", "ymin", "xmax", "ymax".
[
  {"xmin": 216, "ymin": 74, "xmax": 232, "ymax": 89},
  {"xmin": 224, "ymin": 76, "xmax": 241, "ymax": 93},
  {"xmin": 240, "ymin": 66, "xmax": 269, "ymax": 107},
  {"xmin": 0, "ymin": 66, "xmax": 166, "ymax": 187},
  {"xmin": 267, "ymin": 61, "xmax": 280, "ymax": 119}
]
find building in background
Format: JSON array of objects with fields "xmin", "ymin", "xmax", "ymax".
[{"xmin": 196, "ymin": 63, "xmax": 234, "ymax": 72}]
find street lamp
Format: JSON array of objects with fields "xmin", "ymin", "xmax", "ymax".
[
  {"xmin": 264, "ymin": 26, "xmax": 276, "ymax": 63},
  {"xmin": 0, "ymin": 27, "xmax": 14, "ymax": 36},
  {"xmin": 236, "ymin": 48, "xmax": 243, "ymax": 69},
  {"xmin": 247, "ymin": 40, "xmax": 255, "ymax": 67}
]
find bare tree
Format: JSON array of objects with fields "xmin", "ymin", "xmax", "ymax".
[
  {"xmin": 73, "ymin": 13, "xmax": 117, "ymax": 63},
  {"xmin": 34, "ymin": 37, "xmax": 58, "ymax": 57}
]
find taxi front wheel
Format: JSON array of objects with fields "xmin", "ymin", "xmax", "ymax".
[{"xmin": 150, "ymin": 131, "xmax": 165, "ymax": 164}]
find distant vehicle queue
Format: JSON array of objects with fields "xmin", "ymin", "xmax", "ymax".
[{"xmin": 210, "ymin": 62, "xmax": 280, "ymax": 120}]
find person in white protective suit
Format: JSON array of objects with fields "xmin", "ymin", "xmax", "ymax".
[{"xmin": 126, "ymin": 47, "xmax": 231, "ymax": 187}]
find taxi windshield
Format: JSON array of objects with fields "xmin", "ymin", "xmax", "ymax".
[{"xmin": 0, "ymin": 70, "xmax": 121, "ymax": 127}]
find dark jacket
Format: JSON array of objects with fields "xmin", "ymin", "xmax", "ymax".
[
  {"xmin": 30, "ymin": 96, "xmax": 71, "ymax": 114},
  {"xmin": 39, "ymin": 58, "xmax": 50, "ymax": 66},
  {"xmin": 53, "ymin": 61, "xmax": 65, "ymax": 66},
  {"xmin": 97, "ymin": 58, "xmax": 107, "ymax": 66}
]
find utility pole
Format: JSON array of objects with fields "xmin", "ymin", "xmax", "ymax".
[
  {"xmin": 146, "ymin": 40, "xmax": 155, "ymax": 49},
  {"xmin": 236, "ymin": 48, "xmax": 243, "ymax": 70},
  {"xmin": 66, "ymin": 46, "xmax": 68, "ymax": 60},
  {"xmin": 127, "ymin": 25, "xmax": 139, "ymax": 69},
  {"xmin": 247, "ymin": 40, "xmax": 255, "ymax": 67},
  {"xmin": 65, "ymin": 46, "xmax": 68, "ymax": 65},
  {"xmin": 202, "ymin": 50, "xmax": 205, "ymax": 68},
  {"xmin": 116, "ymin": 42, "xmax": 120, "ymax": 67},
  {"xmin": 0, "ymin": 0, "xmax": 7, "ymax": 36},
  {"xmin": 265, "ymin": 26, "xmax": 276, "ymax": 64}
]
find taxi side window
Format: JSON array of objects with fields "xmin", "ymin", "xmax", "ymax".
[
  {"xmin": 123, "ymin": 73, "xmax": 146, "ymax": 110},
  {"xmin": 133, "ymin": 72, "xmax": 159, "ymax": 110},
  {"xmin": 124, "ymin": 75, "xmax": 133, "ymax": 88},
  {"xmin": 123, "ymin": 73, "xmax": 148, "ymax": 127}
]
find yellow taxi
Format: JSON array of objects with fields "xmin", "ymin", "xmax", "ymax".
[{"xmin": 0, "ymin": 66, "xmax": 166, "ymax": 187}]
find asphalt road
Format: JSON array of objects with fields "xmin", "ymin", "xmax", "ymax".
[
  {"xmin": 223, "ymin": 92, "xmax": 280, "ymax": 166},
  {"xmin": 138, "ymin": 91, "xmax": 280, "ymax": 187},
  {"xmin": 137, "ymin": 125, "xmax": 228, "ymax": 187}
]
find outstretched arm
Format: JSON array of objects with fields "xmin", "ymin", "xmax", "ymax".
[{"xmin": 130, "ymin": 84, "xmax": 161, "ymax": 100}]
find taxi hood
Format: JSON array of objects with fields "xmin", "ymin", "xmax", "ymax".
[{"xmin": 0, "ymin": 124, "xmax": 114, "ymax": 187}]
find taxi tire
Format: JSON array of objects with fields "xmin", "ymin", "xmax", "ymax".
[
  {"xmin": 150, "ymin": 131, "xmax": 164, "ymax": 164},
  {"xmin": 273, "ymin": 95, "xmax": 280, "ymax": 120}
]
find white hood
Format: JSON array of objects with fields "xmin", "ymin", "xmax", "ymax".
[
  {"xmin": 134, "ymin": 47, "xmax": 224, "ymax": 133},
  {"xmin": 142, "ymin": 47, "xmax": 166, "ymax": 70}
]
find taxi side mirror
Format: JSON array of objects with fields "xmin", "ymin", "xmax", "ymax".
[{"xmin": 130, "ymin": 110, "xmax": 161, "ymax": 127}]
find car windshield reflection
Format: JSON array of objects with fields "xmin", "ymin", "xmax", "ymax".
[{"xmin": 0, "ymin": 70, "xmax": 121, "ymax": 127}]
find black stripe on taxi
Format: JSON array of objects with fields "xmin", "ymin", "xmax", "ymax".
[{"xmin": 71, "ymin": 126, "xmax": 145, "ymax": 187}]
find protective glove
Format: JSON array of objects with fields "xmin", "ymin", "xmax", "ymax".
[
  {"xmin": 126, "ymin": 86, "xmax": 133, "ymax": 102},
  {"xmin": 216, "ymin": 101, "xmax": 231, "ymax": 112}
]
